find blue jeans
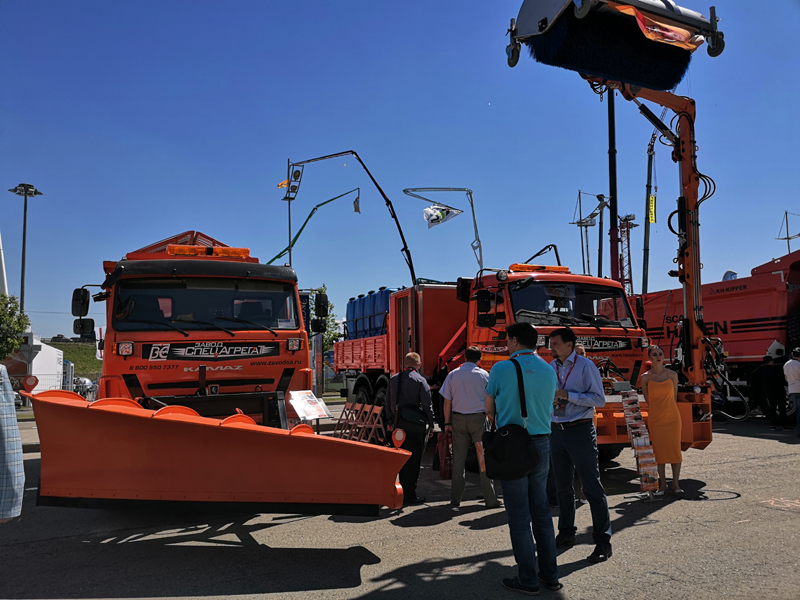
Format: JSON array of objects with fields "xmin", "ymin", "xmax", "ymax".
[
  {"xmin": 550, "ymin": 421, "xmax": 612, "ymax": 545},
  {"xmin": 500, "ymin": 435, "xmax": 559, "ymax": 585},
  {"xmin": 791, "ymin": 394, "xmax": 800, "ymax": 437}
]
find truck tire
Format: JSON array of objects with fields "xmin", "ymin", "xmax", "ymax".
[
  {"xmin": 598, "ymin": 445, "xmax": 625, "ymax": 464},
  {"xmin": 355, "ymin": 386, "xmax": 371, "ymax": 405},
  {"xmin": 788, "ymin": 307, "xmax": 800, "ymax": 348},
  {"xmin": 373, "ymin": 385, "xmax": 387, "ymax": 407}
]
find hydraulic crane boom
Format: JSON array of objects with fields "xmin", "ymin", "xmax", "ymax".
[{"xmin": 589, "ymin": 79, "xmax": 708, "ymax": 385}]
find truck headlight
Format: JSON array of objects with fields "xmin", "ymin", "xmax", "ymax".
[
  {"xmin": 116, "ymin": 342, "xmax": 134, "ymax": 356},
  {"xmin": 639, "ymin": 337, "xmax": 650, "ymax": 349},
  {"xmin": 287, "ymin": 339, "xmax": 302, "ymax": 351}
]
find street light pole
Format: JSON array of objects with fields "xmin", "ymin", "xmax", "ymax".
[
  {"xmin": 284, "ymin": 151, "xmax": 417, "ymax": 284},
  {"xmin": 8, "ymin": 183, "xmax": 42, "ymax": 312}
]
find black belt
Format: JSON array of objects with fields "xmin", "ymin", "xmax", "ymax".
[
  {"xmin": 453, "ymin": 411, "xmax": 485, "ymax": 415},
  {"xmin": 553, "ymin": 418, "xmax": 593, "ymax": 430},
  {"xmin": 531, "ymin": 433, "xmax": 549, "ymax": 438}
]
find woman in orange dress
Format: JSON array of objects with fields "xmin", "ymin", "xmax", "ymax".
[{"xmin": 641, "ymin": 345, "xmax": 683, "ymax": 495}]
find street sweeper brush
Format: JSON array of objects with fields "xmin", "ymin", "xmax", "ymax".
[{"xmin": 506, "ymin": 1, "xmax": 724, "ymax": 91}]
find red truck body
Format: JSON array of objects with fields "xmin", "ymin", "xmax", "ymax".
[{"xmin": 643, "ymin": 250, "xmax": 800, "ymax": 389}]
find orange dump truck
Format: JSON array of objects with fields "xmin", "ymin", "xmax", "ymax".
[
  {"xmin": 335, "ymin": 263, "xmax": 713, "ymax": 460},
  {"xmin": 29, "ymin": 232, "xmax": 409, "ymax": 515}
]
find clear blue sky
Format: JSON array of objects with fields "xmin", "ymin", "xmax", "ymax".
[{"xmin": 1, "ymin": 0, "xmax": 798, "ymax": 336}]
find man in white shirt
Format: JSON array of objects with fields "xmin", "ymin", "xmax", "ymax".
[
  {"xmin": 783, "ymin": 348, "xmax": 800, "ymax": 438},
  {"xmin": 441, "ymin": 346, "xmax": 499, "ymax": 508}
]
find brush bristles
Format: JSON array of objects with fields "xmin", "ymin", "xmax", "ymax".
[{"xmin": 524, "ymin": 7, "xmax": 691, "ymax": 91}]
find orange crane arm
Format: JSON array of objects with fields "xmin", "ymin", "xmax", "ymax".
[{"xmin": 588, "ymin": 79, "xmax": 707, "ymax": 385}]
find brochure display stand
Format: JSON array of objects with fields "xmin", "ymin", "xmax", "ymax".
[
  {"xmin": 288, "ymin": 391, "xmax": 333, "ymax": 432},
  {"xmin": 621, "ymin": 390, "xmax": 662, "ymax": 502}
]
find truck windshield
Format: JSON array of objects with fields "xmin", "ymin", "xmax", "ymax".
[
  {"xmin": 113, "ymin": 278, "xmax": 299, "ymax": 332},
  {"xmin": 508, "ymin": 279, "xmax": 634, "ymax": 329}
]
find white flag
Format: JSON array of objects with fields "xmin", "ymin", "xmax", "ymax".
[{"xmin": 423, "ymin": 205, "xmax": 462, "ymax": 229}]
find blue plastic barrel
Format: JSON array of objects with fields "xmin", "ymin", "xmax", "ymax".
[
  {"xmin": 365, "ymin": 291, "xmax": 377, "ymax": 337},
  {"xmin": 355, "ymin": 294, "xmax": 366, "ymax": 339},
  {"xmin": 345, "ymin": 297, "xmax": 356, "ymax": 340},
  {"xmin": 374, "ymin": 287, "xmax": 397, "ymax": 336}
]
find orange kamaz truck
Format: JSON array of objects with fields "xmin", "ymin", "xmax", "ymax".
[
  {"xmin": 72, "ymin": 231, "xmax": 325, "ymax": 426},
  {"xmin": 28, "ymin": 231, "xmax": 409, "ymax": 515},
  {"xmin": 334, "ymin": 262, "xmax": 713, "ymax": 460}
]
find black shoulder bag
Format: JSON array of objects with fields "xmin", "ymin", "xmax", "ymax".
[{"xmin": 481, "ymin": 359, "xmax": 541, "ymax": 480}]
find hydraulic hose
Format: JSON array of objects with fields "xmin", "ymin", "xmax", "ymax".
[{"xmin": 707, "ymin": 354, "xmax": 750, "ymax": 421}]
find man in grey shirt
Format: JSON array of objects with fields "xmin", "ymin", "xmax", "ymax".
[
  {"xmin": 442, "ymin": 346, "xmax": 499, "ymax": 508},
  {"xmin": 387, "ymin": 352, "xmax": 435, "ymax": 505}
]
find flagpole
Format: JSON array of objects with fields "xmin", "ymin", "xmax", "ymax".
[
  {"xmin": 287, "ymin": 159, "xmax": 293, "ymax": 267},
  {"xmin": 268, "ymin": 188, "xmax": 360, "ymax": 264}
]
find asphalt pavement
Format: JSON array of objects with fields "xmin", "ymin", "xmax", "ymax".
[{"xmin": 1, "ymin": 418, "xmax": 798, "ymax": 600}]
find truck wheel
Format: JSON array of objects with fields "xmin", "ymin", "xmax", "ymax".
[
  {"xmin": 787, "ymin": 307, "xmax": 800, "ymax": 348},
  {"xmin": 373, "ymin": 385, "xmax": 387, "ymax": 407},
  {"xmin": 598, "ymin": 445, "xmax": 625, "ymax": 464},
  {"xmin": 355, "ymin": 387, "xmax": 371, "ymax": 405}
]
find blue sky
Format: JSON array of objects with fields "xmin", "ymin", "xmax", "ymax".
[{"xmin": 1, "ymin": 0, "xmax": 798, "ymax": 336}]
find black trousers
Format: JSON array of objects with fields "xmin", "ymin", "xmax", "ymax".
[
  {"xmin": 768, "ymin": 393, "xmax": 787, "ymax": 426},
  {"xmin": 399, "ymin": 429, "xmax": 426, "ymax": 501}
]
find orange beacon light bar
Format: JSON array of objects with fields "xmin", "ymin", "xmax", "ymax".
[
  {"xmin": 508, "ymin": 263, "xmax": 570, "ymax": 273},
  {"xmin": 167, "ymin": 245, "xmax": 250, "ymax": 258}
]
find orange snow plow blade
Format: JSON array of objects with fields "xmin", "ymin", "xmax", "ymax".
[{"xmin": 28, "ymin": 391, "xmax": 409, "ymax": 516}]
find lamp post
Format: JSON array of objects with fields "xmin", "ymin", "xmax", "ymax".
[
  {"xmin": 283, "ymin": 151, "xmax": 417, "ymax": 284},
  {"xmin": 8, "ymin": 183, "xmax": 42, "ymax": 312}
]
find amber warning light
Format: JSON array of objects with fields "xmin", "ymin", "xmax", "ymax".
[
  {"xmin": 167, "ymin": 245, "xmax": 250, "ymax": 258},
  {"xmin": 508, "ymin": 263, "xmax": 570, "ymax": 273}
]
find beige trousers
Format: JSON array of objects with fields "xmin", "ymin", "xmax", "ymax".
[{"xmin": 451, "ymin": 412, "xmax": 498, "ymax": 506}]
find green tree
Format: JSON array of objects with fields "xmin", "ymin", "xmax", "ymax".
[
  {"xmin": 308, "ymin": 285, "xmax": 340, "ymax": 352},
  {"xmin": 0, "ymin": 294, "xmax": 31, "ymax": 361}
]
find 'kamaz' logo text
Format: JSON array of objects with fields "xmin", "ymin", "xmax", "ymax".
[{"xmin": 183, "ymin": 365, "xmax": 243, "ymax": 372}]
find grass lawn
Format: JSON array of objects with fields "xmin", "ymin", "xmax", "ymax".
[{"xmin": 49, "ymin": 342, "xmax": 102, "ymax": 378}]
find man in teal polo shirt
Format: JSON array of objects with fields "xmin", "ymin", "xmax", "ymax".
[{"xmin": 486, "ymin": 323, "xmax": 561, "ymax": 595}]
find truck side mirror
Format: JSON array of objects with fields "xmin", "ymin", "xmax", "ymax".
[
  {"xmin": 72, "ymin": 288, "xmax": 90, "ymax": 317},
  {"xmin": 310, "ymin": 318, "xmax": 327, "ymax": 333},
  {"xmin": 477, "ymin": 314, "xmax": 496, "ymax": 328},
  {"xmin": 635, "ymin": 296, "xmax": 645, "ymax": 320},
  {"xmin": 456, "ymin": 277, "xmax": 474, "ymax": 303},
  {"xmin": 315, "ymin": 293, "xmax": 329, "ymax": 319},
  {"xmin": 476, "ymin": 290, "xmax": 491, "ymax": 313},
  {"xmin": 73, "ymin": 318, "xmax": 95, "ymax": 336}
]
